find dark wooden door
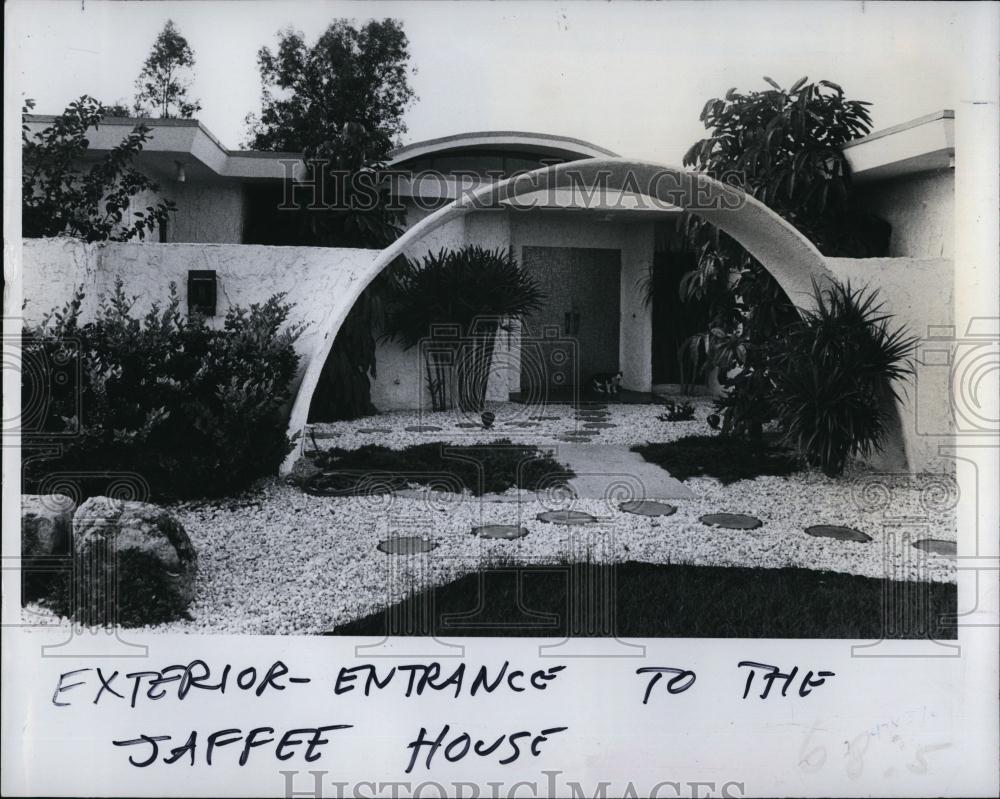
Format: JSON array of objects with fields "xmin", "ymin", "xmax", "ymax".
[{"xmin": 519, "ymin": 246, "xmax": 621, "ymax": 396}]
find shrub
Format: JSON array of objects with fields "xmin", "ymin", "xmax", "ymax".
[
  {"xmin": 658, "ymin": 400, "xmax": 696, "ymax": 422},
  {"xmin": 22, "ymin": 282, "xmax": 302, "ymax": 500},
  {"xmin": 45, "ymin": 550, "xmax": 192, "ymax": 628},
  {"xmin": 306, "ymin": 440, "xmax": 573, "ymax": 497},
  {"xmin": 769, "ymin": 280, "xmax": 915, "ymax": 475},
  {"xmin": 383, "ymin": 247, "xmax": 544, "ymax": 412},
  {"xmin": 633, "ymin": 435, "xmax": 801, "ymax": 484}
]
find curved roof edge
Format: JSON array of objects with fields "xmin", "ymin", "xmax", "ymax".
[{"xmin": 388, "ymin": 130, "xmax": 619, "ymax": 165}]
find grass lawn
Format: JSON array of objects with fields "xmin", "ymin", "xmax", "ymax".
[
  {"xmin": 329, "ymin": 562, "xmax": 957, "ymax": 639},
  {"xmin": 633, "ymin": 434, "xmax": 802, "ymax": 484}
]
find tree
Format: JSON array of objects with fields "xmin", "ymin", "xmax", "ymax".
[
  {"xmin": 383, "ymin": 248, "xmax": 545, "ymax": 412},
  {"xmin": 677, "ymin": 77, "xmax": 887, "ymax": 439},
  {"xmin": 133, "ymin": 20, "xmax": 202, "ymax": 119},
  {"xmin": 247, "ymin": 18, "xmax": 417, "ymax": 420},
  {"xmin": 247, "ymin": 19, "xmax": 415, "ymax": 159},
  {"xmin": 22, "ymin": 96, "xmax": 175, "ymax": 242}
]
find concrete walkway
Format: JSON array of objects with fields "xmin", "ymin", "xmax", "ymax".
[{"xmin": 555, "ymin": 443, "xmax": 694, "ymax": 500}]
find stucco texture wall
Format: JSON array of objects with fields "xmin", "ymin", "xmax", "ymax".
[
  {"xmin": 826, "ymin": 256, "xmax": 955, "ymax": 473},
  {"xmin": 127, "ymin": 181, "xmax": 246, "ymax": 244},
  {"xmin": 166, "ymin": 182, "xmax": 246, "ymax": 244},
  {"xmin": 853, "ymin": 169, "xmax": 955, "ymax": 258},
  {"xmin": 21, "ymin": 238, "xmax": 380, "ymax": 392}
]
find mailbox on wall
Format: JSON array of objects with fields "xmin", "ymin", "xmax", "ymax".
[{"xmin": 187, "ymin": 270, "xmax": 217, "ymax": 316}]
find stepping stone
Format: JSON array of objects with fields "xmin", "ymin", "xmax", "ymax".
[
  {"xmin": 620, "ymin": 500, "xmax": 677, "ymax": 517},
  {"xmin": 699, "ymin": 512, "xmax": 763, "ymax": 530},
  {"xmin": 583, "ymin": 422, "xmax": 617, "ymax": 429},
  {"xmin": 473, "ymin": 524, "xmax": 529, "ymax": 540},
  {"xmin": 357, "ymin": 427, "xmax": 392, "ymax": 434},
  {"xmin": 377, "ymin": 536, "xmax": 438, "ymax": 555},
  {"xmin": 530, "ymin": 415, "xmax": 562, "ymax": 421},
  {"xmin": 559, "ymin": 435, "xmax": 593, "ymax": 443},
  {"xmin": 393, "ymin": 487, "xmax": 456, "ymax": 501},
  {"xmin": 806, "ymin": 524, "xmax": 872, "ymax": 543},
  {"xmin": 912, "ymin": 538, "xmax": 957, "ymax": 558},
  {"xmin": 309, "ymin": 431, "xmax": 340, "ymax": 439},
  {"xmin": 404, "ymin": 425, "xmax": 442, "ymax": 432},
  {"xmin": 455, "ymin": 422, "xmax": 481, "ymax": 428},
  {"xmin": 504, "ymin": 421, "xmax": 539, "ymax": 427},
  {"xmin": 536, "ymin": 510, "xmax": 597, "ymax": 525}
]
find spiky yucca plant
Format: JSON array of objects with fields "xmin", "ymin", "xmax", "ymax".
[
  {"xmin": 769, "ymin": 280, "xmax": 916, "ymax": 475},
  {"xmin": 383, "ymin": 247, "xmax": 544, "ymax": 411}
]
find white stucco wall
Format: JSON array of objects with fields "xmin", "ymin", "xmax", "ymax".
[
  {"xmin": 854, "ymin": 169, "xmax": 955, "ymax": 258},
  {"xmin": 21, "ymin": 238, "xmax": 380, "ymax": 393},
  {"xmin": 123, "ymin": 180, "xmax": 246, "ymax": 244},
  {"xmin": 166, "ymin": 182, "xmax": 246, "ymax": 243},
  {"xmin": 826, "ymin": 256, "xmax": 955, "ymax": 473}
]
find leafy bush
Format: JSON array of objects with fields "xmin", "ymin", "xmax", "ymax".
[
  {"xmin": 44, "ymin": 550, "xmax": 192, "ymax": 628},
  {"xmin": 383, "ymin": 247, "xmax": 544, "ymax": 411},
  {"xmin": 22, "ymin": 96, "xmax": 175, "ymax": 241},
  {"xmin": 675, "ymin": 77, "xmax": 889, "ymax": 440},
  {"xmin": 23, "ymin": 282, "xmax": 302, "ymax": 500},
  {"xmin": 769, "ymin": 281, "xmax": 915, "ymax": 475},
  {"xmin": 658, "ymin": 400, "xmax": 696, "ymax": 422},
  {"xmin": 306, "ymin": 440, "xmax": 573, "ymax": 497},
  {"xmin": 633, "ymin": 435, "xmax": 801, "ymax": 484}
]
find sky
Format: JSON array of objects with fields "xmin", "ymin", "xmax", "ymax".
[{"xmin": 6, "ymin": 0, "xmax": 987, "ymax": 162}]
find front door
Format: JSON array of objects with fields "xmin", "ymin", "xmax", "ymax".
[{"xmin": 519, "ymin": 246, "xmax": 621, "ymax": 399}]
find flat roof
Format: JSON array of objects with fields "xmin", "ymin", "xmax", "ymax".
[
  {"xmin": 24, "ymin": 110, "xmax": 954, "ymax": 186},
  {"xmin": 843, "ymin": 110, "xmax": 954, "ymax": 182}
]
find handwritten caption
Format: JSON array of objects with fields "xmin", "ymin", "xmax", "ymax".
[{"xmin": 50, "ymin": 658, "xmax": 834, "ymax": 771}]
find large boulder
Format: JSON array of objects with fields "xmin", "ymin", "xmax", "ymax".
[
  {"xmin": 71, "ymin": 497, "xmax": 198, "ymax": 626},
  {"xmin": 21, "ymin": 494, "xmax": 76, "ymax": 601},
  {"xmin": 22, "ymin": 494, "xmax": 75, "ymax": 558}
]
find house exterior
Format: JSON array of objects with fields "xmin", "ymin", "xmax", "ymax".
[{"xmin": 21, "ymin": 111, "xmax": 957, "ymax": 471}]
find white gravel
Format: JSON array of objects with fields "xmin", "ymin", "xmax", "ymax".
[
  {"xmin": 25, "ymin": 400, "xmax": 958, "ymax": 635},
  {"xmin": 305, "ymin": 398, "xmax": 719, "ymax": 450}
]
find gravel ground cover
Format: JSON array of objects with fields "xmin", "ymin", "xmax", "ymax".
[
  {"xmin": 26, "ymin": 400, "xmax": 957, "ymax": 635},
  {"xmin": 303, "ymin": 398, "xmax": 719, "ymax": 451}
]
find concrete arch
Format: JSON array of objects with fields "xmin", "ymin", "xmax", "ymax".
[{"xmin": 281, "ymin": 158, "xmax": 836, "ymax": 472}]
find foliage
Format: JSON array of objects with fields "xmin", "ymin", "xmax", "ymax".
[
  {"xmin": 132, "ymin": 20, "xmax": 202, "ymax": 118},
  {"xmin": 44, "ymin": 550, "xmax": 192, "ymax": 628},
  {"xmin": 308, "ymin": 264, "xmax": 404, "ymax": 422},
  {"xmin": 658, "ymin": 400, "xmax": 696, "ymax": 422},
  {"xmin": 306, "ymin": 440, "xmax": 573, "ymax": 497},
  {"xmin": 22, "ymin": 283, "xmax": 302, "ymax": 500},
  {"xmin": 22, "ymin": 96, "xmax": 175, "ymax": 242},
  {"xmin": 332, "ymin": 562, "xmax": 957, "ymax": 640},
  {"xmin": 247, "ymin": 19, "xmax": 417, "ymax": 420},
  {"xmin": 383, "ymin": 247, "xmax": 545, "ymax": 411},
  {"xmin": 246, "ymin": 18, "xmax": 416, "ymax": 248},
  {"xmin": 247, "ymin": 18, "xmax": 414, "ymax": 157},
  {"xmin": 633, "ymin": 434, "xmax": 801, "ymax": 484},
  {"xmin": 678, "ymin": 77, "xmax": 887, "ymax": 437},
  {"xmin": 769, "ymin": 281, "xmax": 916, "ymax": 475}
]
